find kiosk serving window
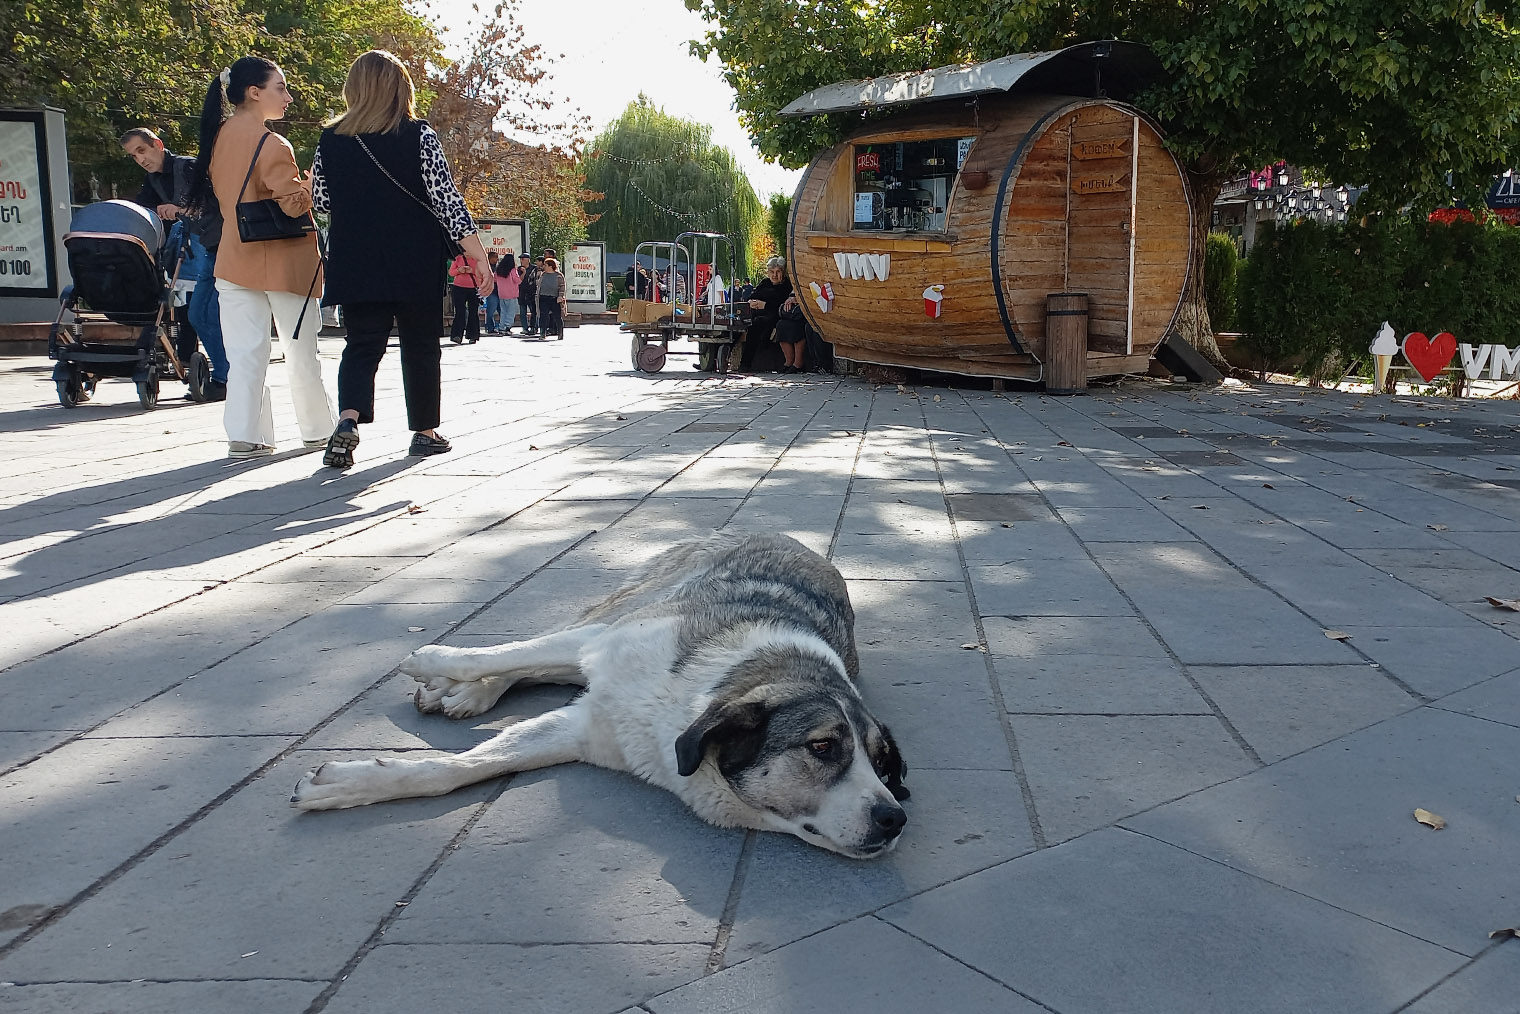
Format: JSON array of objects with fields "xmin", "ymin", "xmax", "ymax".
[{"xmin": 852, "ymin": 137, "xmax": 974, "ymax": 232}]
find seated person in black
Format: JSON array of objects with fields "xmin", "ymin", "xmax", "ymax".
[{"xmin": 741, "ymin": 256, "xmax": 793, "ymax": 372}]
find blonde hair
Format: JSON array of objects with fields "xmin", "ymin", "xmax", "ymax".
[{"xmin": 328, "ymin": 50, "xmax": 416, "ymax": 136}]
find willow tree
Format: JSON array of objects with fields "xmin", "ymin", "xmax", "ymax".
[
  {"xmin": 687, "ymin": 0, "xmax": 1520, "ymax": 367},
  {"xmin": 584, "ymin": 98, "xmax": 765, "ymax": 280}
]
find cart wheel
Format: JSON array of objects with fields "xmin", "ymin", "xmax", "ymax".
[
  {"xmin": 137, "ymin": 377, "xmax": 160, "ymax": 410},
  {"xmin": 716, "ymin": 344, "xmax": 732, "ymax": 374},
  {"xmin": 56, "ymin": 377, "xmax": 79, "ymax": 409},
  {"xmin": 630, "ymin": 335, "xmax": 645, "ymax": 370},
  {"xmin": 636, "ymin": 343, "xmax": 667, "ymax": 373},
  {"xmin": 186, "ymin": 352, "xmax": 211, "ymax": 402}
]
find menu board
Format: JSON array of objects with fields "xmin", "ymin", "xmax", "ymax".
[{"xmin": 0, "ymin": 118, "xmax": 49, "ymax": 293}]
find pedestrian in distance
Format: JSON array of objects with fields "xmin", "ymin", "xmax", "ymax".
[
  {"xmin": 536, "ymin": 256, "xmax": 566, "ymax": 340},
  {"xmin": 190, "ymin": 56, "xmax": 336, "ymax": 459},
  {"xmin": 310, "ymin": 49, "xmax": 493, "ymax": 468},
  {"xmin": 518, "ymin": 252, "xmax": 540, "ymax": 336},
  {"xmin": 122, "ymin": 127, "xmax": 229, "ymax": 401},
  {"xmin": 494, "ymin": 250, "xmax": 521, "ymax": 334},
  {"xmin": 448, "ymin": 251, "xmax": 484, "ymax": 344},
  {"xmin": 482, "ymin": 251, "xmax": 503, "ymax": 333}
]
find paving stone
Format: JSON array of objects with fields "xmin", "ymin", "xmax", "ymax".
[
  {"xmin": 848, "ymin": 580, "xmax": 978, "ymax": 651},
  {"xmin": 1010, "ymin": 714, "xmax": 1254, "ymax": 841},
  {"xmin": 0, "ymin": 731, "xmax": 76, "ymax": 775},
  {"xmin": 1125, "ymin": 708, "xmax": 1520, "ymax": 956},
  {"xmin": 456, "ymin": 566, "xmax": 625, "ymax": 638},
  {"xmin": 832, "ymin": 532, "xmax": 962, "ymax": 581},
  {"xmin": 1401, "ymin": 945, "xmax": 1520, "ymax": 1014},
  {"xmin": 89, "ymin": 601, "xmax": 461, "ymax": 737},
  {"xmin": 881, "ymin": 828, "xmax": 1464, "ymax": 1014},
  {"xmin": 647, "ymin": 917, "xmax": 1042, "ymax": 1013},
  {"xmin": 387, "ymin": 765, "xmax": 742, "ymax": 944},
  {"xmin": 856, "ymin": 649, "xmax": 1012, "ymax": 769},
  {"xmin": 724, "ymin": 768, "xmax": 1034, "ymax": 964},
  {"xmin": 968, "ymin": 561, "xmax": 1134, "ymax": 617},
  {"xmin": 0, "ymin": 735, "xmax": 294, "ymax": 934},
  {"xmin": 1333, "ymin": 623, "xmax": 1520, "ymax": 697},
  {"xmin": 1056, "ymin": 506, "xmax": 1195, "ymax": 542},
  {"xmin": 0, "ymin": 980, "xmax": 324, "ymax": 1014},
  {"xmin": 1187, "ymin": 664, "xmax": 1417, "ymax": 761},
  {"xmin": 954, "ymin": 518, "xmax": 1090, "ymax": 566},
  {"xmin": 320, "ymin": 942, "xmax": 709, "ymax": 1014},
  {"xmin": 0, "ymin": 749, "xmax": 495, "ymax": 982},
  {"xmin": 1432, "ymin": 667, "xmax": 1520, "ymax": 728},
  {"xmin": 1131, "ymin": 585, "xmax": 1362, "ymax": 664}
]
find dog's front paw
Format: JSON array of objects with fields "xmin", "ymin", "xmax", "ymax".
[
  {"xmin": 290, "ymin": 758, "xmax": 399, "ymax": 811},
  {"xmin": 413, "ymin": 674, "xmax": 501, "ymax": 719},
  {"xmin": 399, "ymin": 644, "xmax": 476, "ymax": 682}
]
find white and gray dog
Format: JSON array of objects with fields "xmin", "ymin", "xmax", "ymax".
[{"xmin": 291, "ymin": 532, "xmax": 910, "ymax": 858}]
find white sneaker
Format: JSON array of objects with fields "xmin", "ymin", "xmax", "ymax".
[{"xmin": 228, "ymin": 441, "xmax": 275, "ymax": 459}]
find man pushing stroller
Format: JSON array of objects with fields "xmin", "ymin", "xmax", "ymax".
[{"xmin": 122, "ymin": 128, "xmax": 229, "ymax": 401}]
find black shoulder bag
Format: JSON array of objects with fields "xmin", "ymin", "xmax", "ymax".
[
  {"xmin": 234, "ymin": 132, "xmax": 318, "ymax": 243},
  {"xmin": 354, "ymin": 135, "xmax": 464, "ymax": 260}
]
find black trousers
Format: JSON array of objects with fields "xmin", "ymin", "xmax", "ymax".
[
  {"xmin": 449, "ymin": 286, "xmax": 480, "ymax": 342},
  {"xmin": 338, "ymin": 299, "xmax": 444, "ymax": 432},
  {"xmin": 520, "ymin": 289, "xmax": 538, "ymax": 332},
  {"xmin": 538, "ymin": 295, "xmax": 563, "ymax": 339}
]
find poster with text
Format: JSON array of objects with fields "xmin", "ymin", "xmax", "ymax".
[
  {"xmin": 0, "ymin": 118, "xmax": 49, "ymax": 293},
  {"xmin": 477, "ymin": 219, "xmax": 528, "ymax": 263},
  {"xmin": 566, "ymin": 242, "xmax": 605, "ymax": 306}
]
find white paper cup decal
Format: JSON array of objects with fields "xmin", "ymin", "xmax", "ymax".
[{"xmin": 923, "ymin": 284, "xmax": 945, "ymax": 318}]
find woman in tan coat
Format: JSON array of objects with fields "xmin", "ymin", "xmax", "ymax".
[{"xmin": 190, "ymin": 56, "xmax": 335, "ymax": 458}]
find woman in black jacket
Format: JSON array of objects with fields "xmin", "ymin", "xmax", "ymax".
[
  {"xmin": 742, "ymin": 256, "xmax": 794, "ymax": 372},
  {"xmin": 311, "ymin": 49, "xmax": 494, "ymax": 467}
]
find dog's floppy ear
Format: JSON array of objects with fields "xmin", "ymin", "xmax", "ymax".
[
  {"xmin": 880, "ymin": 724, "xmax": 910, "ymax": 801},
  {"xmin": 675, "ymin": 698, "xmax": 769, "ymax": 777}
]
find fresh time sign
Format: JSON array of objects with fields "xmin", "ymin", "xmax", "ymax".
[{"xmin": 0, "ymin": 119, "xmax": 47, "ymax": 291}]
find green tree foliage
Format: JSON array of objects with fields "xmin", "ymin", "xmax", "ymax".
[
  {"xmin": 686, "ymin": 0, "xmax": 1520, "ymax": 362},
  {"xmin": 1203, "ymin": 233, "xmax": 1240, "ymax": 333},
  {"xmin": 1237, "ymin": 217, "xmax": 1520, "ymax": 377},
  {"xmin": 766, "ymin": 193, "xmax": 791, "ymax": 258},
  {"xmin": 0, "ymin": 0, "xmax": 439, "ymax": 199},
  {"xmin": 583, "ymin": 98, "xmax": 764, "ymax": 280}
]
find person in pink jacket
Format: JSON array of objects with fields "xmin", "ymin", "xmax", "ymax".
[
  {"xmin": 448, "ymin": 252, "xmax": 482, "ymax": 344},
  {"xmin": 493, "ymin": 250, "xmax": 522, "ymax": 335}
]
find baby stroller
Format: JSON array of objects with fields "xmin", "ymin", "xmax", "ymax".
[{"xmin": 47, "ymin": 200, "xmax": 212, "ymax": 410}]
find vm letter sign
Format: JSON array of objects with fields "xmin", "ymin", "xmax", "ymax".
[{"xmin": 1459, "ymin": 343, "xmax": 1520, "ymax": 380}]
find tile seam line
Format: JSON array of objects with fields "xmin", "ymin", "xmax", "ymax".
[
  {"xmin": 0, "ymin": 527, "xmax": 605, "ymax": 962},
  {"xmin": 961, "ymin": 394, "xmax": 1267, "ymax": 768},
  {"xmin": 1388, "ymin": 936, "xmax": 1520, "ymax": 1013},
  {"xmin": 1116, "ymin": 826, "xmax": 1476, "ymax": 959},
  {"xmin": 874, "ymin": 914, "xmax": 1067, "ymax": 1014},
  {"xmin": 1057, "ymin": 394, "xmax": 1435, "ymax": 704},
  {"xmin": 931, "ymin": 389, "xmax": 1046, "ymax": 848}
]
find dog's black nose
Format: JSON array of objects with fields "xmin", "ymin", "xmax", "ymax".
[{"xmin": 871, "ymin": 802, "xmax": 907, "ymax": 838}]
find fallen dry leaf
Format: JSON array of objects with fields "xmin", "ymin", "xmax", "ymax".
[
  {"xmin": 1485, "ymin": 596, "xmax": 1520, "ymax": 611},
  {"xmin": 1000, "ymin": 522, "xmax": 1012, "ymax": 528},
  {"xmin": 1413, "ymin": 808, "xmax": 1446, "ymax": 830},
  {"xmin": 1427, "ymin": 524, "xmax": 1449, "ymax": 531},
  {"xmin": 1324, "ymin": 630, "xmax": 1352, "ymax": 640},
  {"xmin": 407, "ymin": 626, "xmax": 425, "ymax": 633},
  {"xmin": 960, "ymin": 643, "xmax": 979, "ymax": 650},
  {"xmin": 1190, "ymin": 504, "xmax": 1210, "ymax": 510},
  {"xmin": 1490, "ymin": 927, "xmax": 1520, "ymax": 941},
  {"xmin": 1262, "ymin": 483, "xmax": 1275, "ymax": 489},
  {"xmin": 528, "ymin": 444, "xmax": 539, "ymax": 451},
  {"xmin": 406, "ymin": 505, "xmax": 425, "ymax": 514}
]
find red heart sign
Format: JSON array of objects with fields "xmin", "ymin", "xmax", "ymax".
[{"xmin": 1403, "ymin": 331, "xmax": 1456, "ymax": 382}]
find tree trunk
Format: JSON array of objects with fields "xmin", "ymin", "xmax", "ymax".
[{"xmin": 1175, "ymin": 168, "xmax": 1229, "ymax": 373}]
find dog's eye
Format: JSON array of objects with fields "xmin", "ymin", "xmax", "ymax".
[{"xmin": 808, "ymin": 739, "xmax": 836, "ymax": 758}]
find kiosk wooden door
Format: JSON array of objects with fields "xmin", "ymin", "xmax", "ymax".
[{"xmin": 1064, "ymin": 106, "xmax": 1138, "ymax": 354}]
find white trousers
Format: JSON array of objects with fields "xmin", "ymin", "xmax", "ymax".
[{"xmin": 217, "ymin": 279, "xmax": 336, "ymax": 445}]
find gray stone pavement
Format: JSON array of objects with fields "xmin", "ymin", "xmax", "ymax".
[{"xmin": 0, "ymin": 326, "xmax": 1517, "ymax": 1013}]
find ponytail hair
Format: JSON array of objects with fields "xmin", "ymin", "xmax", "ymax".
[{"xmin": 187, "ymin": 56, "xmax": 278, "ymax": 215}]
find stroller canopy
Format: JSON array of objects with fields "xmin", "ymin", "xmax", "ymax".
[{"xmin": 65, "ymin": 200, "xmax": 164, "ymax": 258}]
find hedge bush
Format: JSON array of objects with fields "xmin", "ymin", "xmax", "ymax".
[
  {"xmin": 1237, "ymin": 217, "xmax": 1520, "ymax": 376},
  {"xmin": 1203, "ymin": 232, "xmax": 1240, "ymax": 332}
]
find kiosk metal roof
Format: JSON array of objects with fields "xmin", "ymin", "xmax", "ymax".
[{"xmin": 778, "ymin": 41, "xmax": 1161, "ymax": 118}]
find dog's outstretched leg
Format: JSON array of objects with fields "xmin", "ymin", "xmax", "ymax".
[
  {"xmin": 400, "ymin": 624, "xmax": 608, "ymax": 684},
  {"xmin": 291, "ymin": 703, "xmax": 587, "ymax": 811}
]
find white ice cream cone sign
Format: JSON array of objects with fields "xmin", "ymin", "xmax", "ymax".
[
  {"xmin": 1369, "ymin": 320, "xmax": 1399, "ymax": 392},
  {"xmin": 923, "ymin": 285, "xmax": 945, "ymax": 318}
]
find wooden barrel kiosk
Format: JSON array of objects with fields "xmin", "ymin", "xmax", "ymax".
[{"xmin": 782, "ymin": 43, "xmax": 1193, "ymax": 385}]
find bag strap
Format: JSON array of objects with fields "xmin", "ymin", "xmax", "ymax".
[
  {"xmin": 237, "ymin": 132, "xmax": 273, "ymax": 204},
  {"xmin": 354, "ymin": 135, "xmax": 451, "ymax": 234},
  {"xmin": 288, "ymin": 231, "xmax": 327, "ymax": 342}
]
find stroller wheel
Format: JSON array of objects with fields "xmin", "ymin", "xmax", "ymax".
[
  {"xmin": 56, "ymin": 377, "xmax": 80, "ymax": 409},
  {"xmin": 187, "ymin": 352, "xmax": 211, "ymax": 403},
  {"xmin": 136, "ymin": 377, "xmax": 160, "ymax": 411}
]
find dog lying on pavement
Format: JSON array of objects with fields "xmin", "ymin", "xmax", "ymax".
[{"xmin": 290, "ymin": 532, "xmax": 910, "ymax": 858}]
